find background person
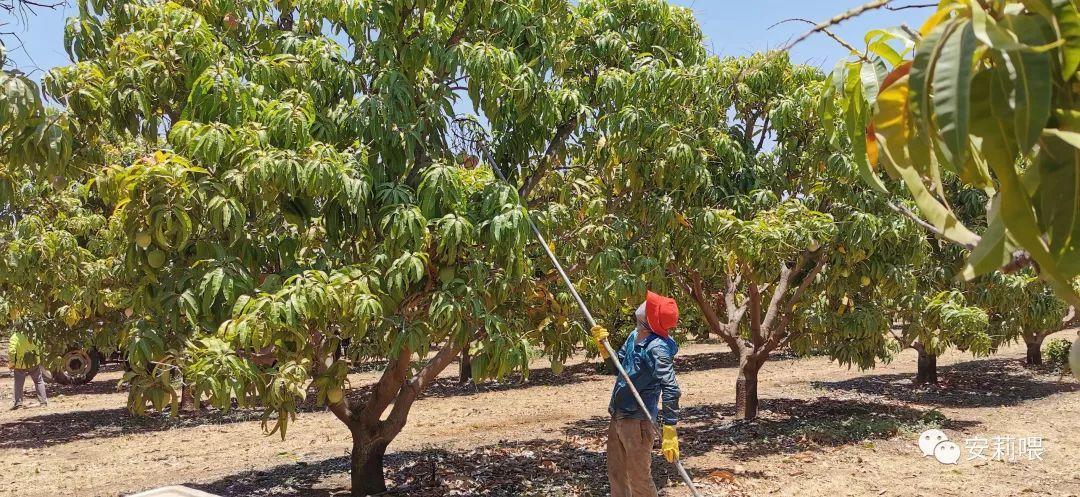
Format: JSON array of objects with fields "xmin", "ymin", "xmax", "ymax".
[{"xmin": 9, "ymin": 330, "xmax": 48, "ymax": 409}]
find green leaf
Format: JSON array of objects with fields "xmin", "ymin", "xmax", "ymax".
[
  {"xmin": 1036, "ymin": 130, "xmax": 1079, "ymax": 258},
  {"xmin": 894, "ymin": 157, "xmax": 982, "ymax": 247},
  {"xmin": 972, "ymin": 3, "xmax": 1023, "ymax": 49},
  {"xmin": 932, "ymin": 20, "xmax": 977, "ymax": 169},
  {"xmin": 202, "ymin": 267, "xmax": 224, "ymax": 314},
  {"xmin": 846, "ymin": 65, "xmax": 888, "ymax": 194},
  {"xmin": 1055, "ymin": 0, "xmax": 1080, "ymax": 79},
  {"xmin": 859, "ymin": 60, "xmax": 884, "ymax": 105},
  {"xmin": 978, "ymin": 62, "xmax": 1077, "ymax": 304},
  {"xmin": 1004, "ymin": 15, "xmax": 1053, "ymax": 153},
  {"xmin": 909, "ymin": 19, "xmax": 954, "ymax": 189},
  {"xmin": 961, "ymin": 197, "xmax": 1009, "ymax": 280},
  {"xmin": 0, "ymin": 73, "xmax": 42, "ymax": 127}
]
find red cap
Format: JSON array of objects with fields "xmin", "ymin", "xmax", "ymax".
[{"xmin": 645, "ymin": 291, "xmax": 679, "ymax": 337}]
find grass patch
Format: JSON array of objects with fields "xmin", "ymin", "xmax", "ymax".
[{"xmin": 794, "ymin": 408, "xmax": 946, "ymax": 445}]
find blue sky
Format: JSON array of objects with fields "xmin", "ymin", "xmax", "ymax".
[{"xmin": 4, "ymin": 1, "xmax": 929, "ymax": 79}]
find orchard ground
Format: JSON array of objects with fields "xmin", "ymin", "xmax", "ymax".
[{"xmin": 1, "ymin": 330, "xmax": 1078, "ymax": 497}]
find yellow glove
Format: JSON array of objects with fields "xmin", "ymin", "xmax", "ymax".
[
  {"xmin": 661, "ymin": 425, "xmax": 680, "ymax": 463},
  {"xmin": 590, "ymin": 325, "xmax": 610, "ymax": 359}
]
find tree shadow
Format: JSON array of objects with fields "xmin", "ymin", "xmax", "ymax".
[
  {"xmin": 183, "ymin": 397, "xmax": 956, "ymax": 496},
  {"xmin": 0, "ymin": 406, "xmax": 269, "ymax": 450},
  {"xmin": 563, "ymin": 397, "xmax": 978, "ymax": 460},
  {"xmin": 188, "ymin": 437, "xmax": 736, "ymax": 497},
  {"xmin": 420, "ymin": 360, "xmax": 607, "ymax": 399},
  {"xmin": 46, "ymin": 378, "xmax": 123, "ymax": 397},
  {"xmin": 46, "ymin": 365, "xmax": 127, "ymax": 397},
  {"xmin": 812, "ymin": 358, "xmax": 1080, "ymax": 409}
]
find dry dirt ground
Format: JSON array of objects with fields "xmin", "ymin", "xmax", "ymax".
[{"xmin": 1, "ymin": 330, "xmax": 1078, "ymax": 497}]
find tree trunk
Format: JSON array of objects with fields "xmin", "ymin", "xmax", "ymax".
[
  {"xmin": 179, "ymin": 384, "xmax": 196, "ymax": 411},
  {"xmin": 734, "ymin": 358, "xmax": 761, "ymax": 420},
  {"xmin": 915, "ymin": 348, "xmax": 938, "ymax": 385},
  {"xmin": 1025, "ymin": 337, "xmax": 1044, "ymax": 366},
  {"xmin": 458, "ymin": 347, "xmax": 472, "ymax": 384},
  {"xmin": 351, "ymin": 434, "xmax": 389, "ymax": 497}
]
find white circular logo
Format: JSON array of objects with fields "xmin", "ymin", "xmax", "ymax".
[
  {"xmin": 933, "ymin": 440, "xmax": 961, "ymax": 464},
  {"xmin": 918, "ymin": 429, "xmax": 948, "ymax": 457}
]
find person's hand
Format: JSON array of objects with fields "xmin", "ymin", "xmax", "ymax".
[
  {"xmin": 590, "ymin": 325, "xmax": 610, "ymax": 360},
  {"xmin": 661, "ymin": 425, "xmax": 680, "ymax": 462}
]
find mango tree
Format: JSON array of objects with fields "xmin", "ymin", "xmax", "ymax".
[
  {"xmin": 972, "ymin": 272, "xmax": 1074, "ymax": 366},
  {"xmin": 801, "ymin": 171, "xmax": 995, "ymax": 385},
  {"xmin": 0, "ymin": 175, "xmax": 129, "ymax": 372},
  {"xmin": 796, "ymin": 211, "xmax": 992, "ymax": 386},
  {"xmin": 44, "ymin": 0, "xmax": 557, "ymax": 492},
  {"xmin": 561, "ymin": 49, "xmax": 926, "ymax": 419}
]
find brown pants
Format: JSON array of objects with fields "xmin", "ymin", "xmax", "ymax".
[{"xmin": 607, "ymin": 417, "xmax": 658, "ymax": 497}]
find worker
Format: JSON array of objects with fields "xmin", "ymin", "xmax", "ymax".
[
  {"xmin": 591, "ymin": 290, "xmax": 681, "ymax": 497},
  {"xmin": 9, "ymin": 331, "xmax": 47, "ymax": 409}
]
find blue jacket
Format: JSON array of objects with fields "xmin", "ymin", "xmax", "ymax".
[{"xmin": 608, "ymin": 329, "xmax": 681, "ymax": 425}]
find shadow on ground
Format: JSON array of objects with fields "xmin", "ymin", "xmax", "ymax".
[
  {"xmin": 0, "ymin": 406, "xmax": 270, "ymax": 450},
  {"xmin": 188, "ymin": 437, "xmax": 734, "ymax": 497},
  {"xmin": 186, "ymin": 396, "xmax": 958, "ymax": 497},
  {"xmin": 0, "ymin": 352, "xmax": 740, "ymax": 451},
  {"xmin": 46, "ymin": 364, "xmax": 127, "ymax": 397},
  {"xmin": 1, "ymin": 364, "xmax": 126, "ymax": 400},
  {"xmin": 813, "ymin": 358, "xmax": 1080, "ymax": 408},
  {"xmin": 566, "ymin": 397, "xmax": 978, "ymax": 460}
]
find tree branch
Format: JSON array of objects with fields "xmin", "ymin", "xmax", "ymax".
[
  {"xmin": 760, "ymin": 259, "xmax": 800, "ymax": 337},
  {"xmin": 684, "ymin": 271, "xmax": 743, "ymax": 353},
  {"xmin": 887, "ymin": 201, "xmax": 977, "ymax": 250},
  {"xmin": 784, "ymin": 0, "xmax": 894, "ymax": 51},
  {"xmin": 537, "ymin": 262, "xmax": 582, "ymax": 286},
  {"xmin": 519, "ymin": 117, "xmax": 578, "ymax": 199},
  {"xmin": 771, "ymin": 251, "xmax": 828, "ymax": 344},
  {"xmin": 747, "ymin": 282, "xmax": 763, "ymax": 347},
  {"xmin": 788, "ymin": 251, "xmax": 828, "ymax": 308},
  {"xmin": 327, "ymin": 389, "xmax": 353, "ymax": 427},
  {"xmin": 888, "ymin": 202, "xmax": 1041, "ymax": 274},
  {"xmin": 358, "ymin": 346, "xmax": 412, "ymax": 427},
  {"xmin": 308, "ymin": 331, "xmax": 354, "ymax": 428},
  {"xmin": 384, "ymin": 338, "xmax": 466, "ymax": 434},
  {"xmin": 771, "ymin": 18, "xmax": 865, "ymax": 58},
  {"xmin": 723, "ymin": 272, "xmax": 741, "ymax": 319},
  {"xmin": 684, "ymin": 272, "xmax": 726, "ymax": 334},
  {"xmin": 885, "ymin": 3, "xmax": 936, "ymax": 11},
  {"xmin": 755, "ymin": 115, "xmax": 771, "ymax": 153}
]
